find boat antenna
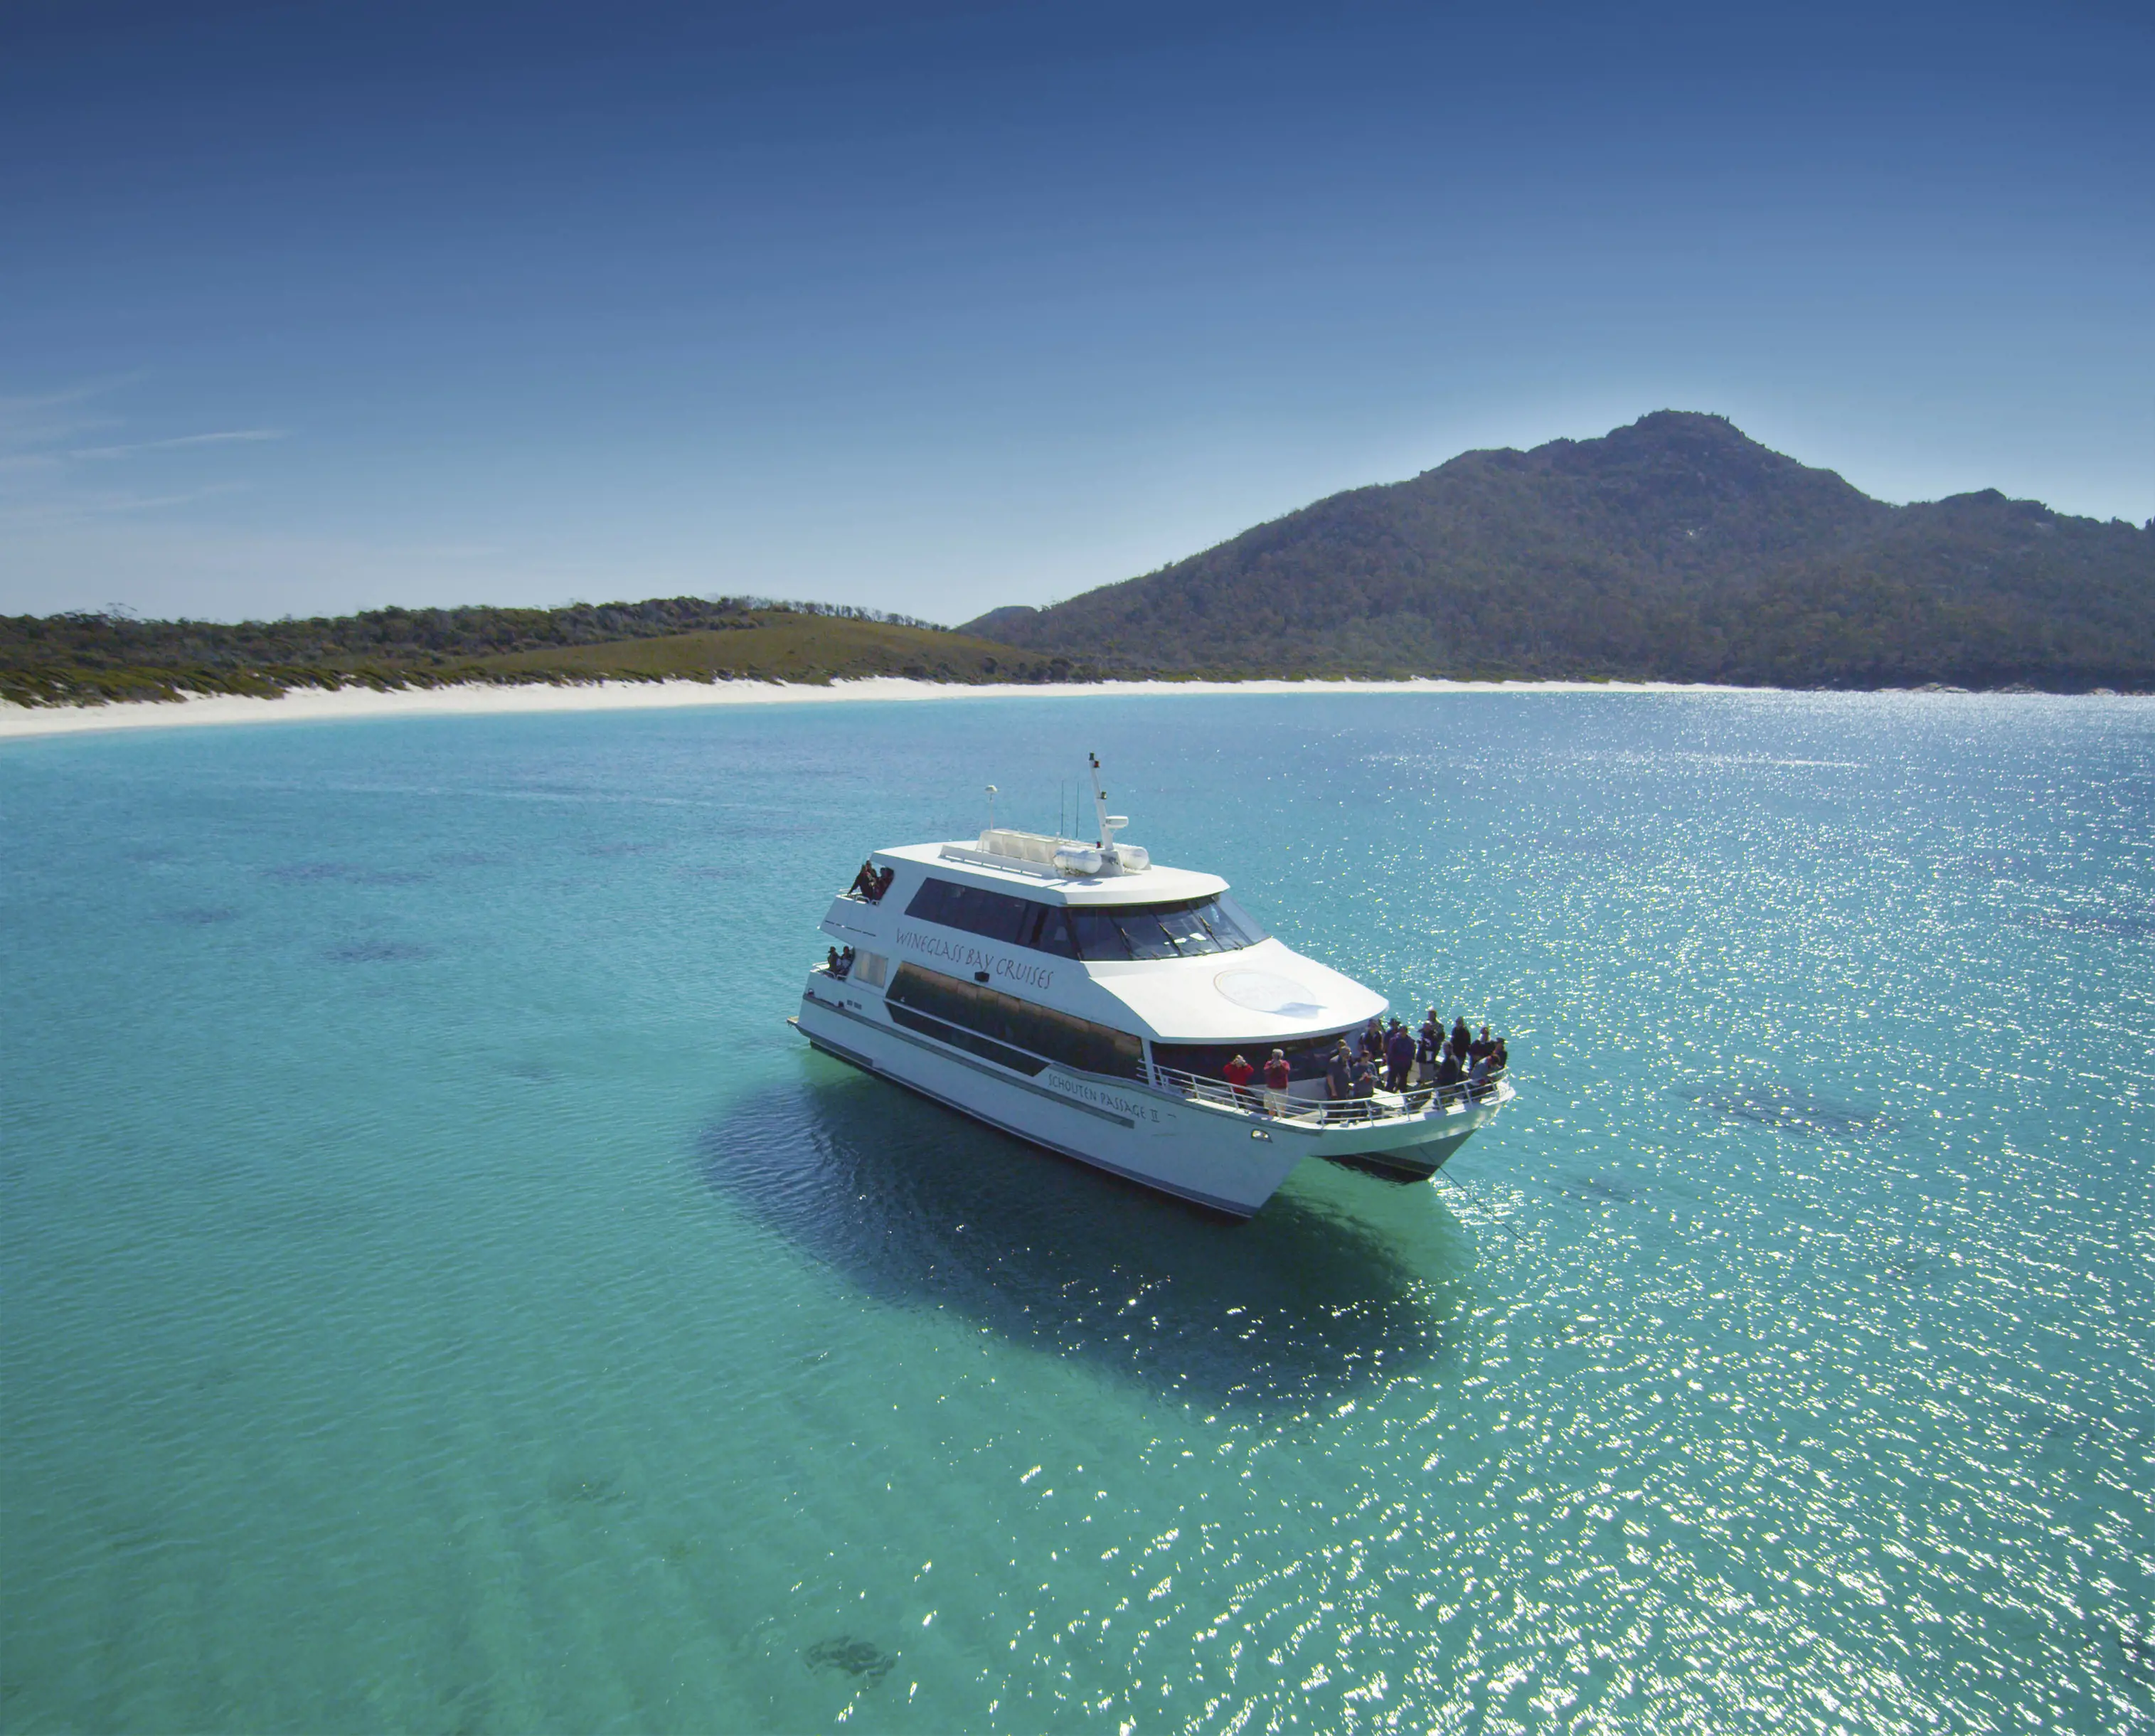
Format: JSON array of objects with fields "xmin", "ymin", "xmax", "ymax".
[
  {"xmin": 1087, "ymin": 752, "xmax": 1127, "ymax": 854},
  {"xmin": 985, "ymin": 784, "xmax": 997, "ymax": 832}
]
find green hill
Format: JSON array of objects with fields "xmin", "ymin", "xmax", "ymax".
[
  {"xmin": 471, "ymin": 614, "xmax": 1070, "ymax": 686},
  {"xmin": 959, "ymin": 412, "xmax": 2155, "ymax": 691},
  {"xmin": 0, "ymin": 598, "xmax": 1081, "ymax": 707}
]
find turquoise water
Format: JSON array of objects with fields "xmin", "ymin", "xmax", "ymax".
[{"xmin": 3, "ymin": 691, "xmax": 2151, "ymax": 1734}]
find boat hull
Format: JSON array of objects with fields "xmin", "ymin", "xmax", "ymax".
[{"xmin": 794, "ymin": 989, "xmax": 1507, "ymax": 1217}]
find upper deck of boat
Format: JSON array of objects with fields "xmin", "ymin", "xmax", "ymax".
[{"xmin": 875, "ymin": 836, "xmax": 1229, "ymax": 907}]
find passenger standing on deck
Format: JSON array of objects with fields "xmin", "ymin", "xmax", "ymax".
[
  {"xmin": 1468, "ymin": 1050, "xmax": 1491, "ymax": 1100},
  {"xmin": 1326, "ymin": 1040, "xmax": 1353, "ymax": 1102},
  {"xmin": 1351, "ymin": 1055, "xmax": 1378, "ymax": 1101},
  {"xmin": 1385, "ymin": 1020, "xmax": 1415, "ymax": 1092},
  {"xmin": 1435, "ymin": 1045, "xmax": 1465, "ymax": 1105},
  {"xmin": 1263, "ymin": 1049, "xmax": 1293, "ymax": 1114},
  {"xmin": 1222, "ymin": 1053, "xmax": 1255, "ymax": 1107},
  {"xmin": 1416, "ymin": 1016, "xmax": 1440, "ymax": 1084},
  {"xmin": 1451, "ymin": 1014, "xmax": 1472, "ymax": 1058}
]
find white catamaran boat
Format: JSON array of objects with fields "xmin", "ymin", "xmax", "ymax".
[{"xmin": 792, "ymin": 760, "xmax": 1514, "ymax": 1217}]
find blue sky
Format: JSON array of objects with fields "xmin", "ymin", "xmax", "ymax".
[{"xmin": 3, "ymin": 0, "xmax": 2148, "ymax": 624}]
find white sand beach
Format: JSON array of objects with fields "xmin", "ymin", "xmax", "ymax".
[{"xmin": 0, "ymin": 675, "xmax": 1770, "ymax": 740}]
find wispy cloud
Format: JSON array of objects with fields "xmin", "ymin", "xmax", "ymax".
[
  {"xmin": 0, "ymin": 482, "xmax": 257, "ymax": 531},
  {"xmin": 0, "ymin": 380, "xmax": 289, "ymax": 531},
  {"xmin": 0, "ymin": 378, "xmax": 136, "ymax": 453},
  {"xmin": 68, "ymin": 428, "xmax": 289, "ymax": 460}
]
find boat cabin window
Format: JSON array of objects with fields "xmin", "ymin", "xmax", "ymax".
[
  {"xmin": 886, "ymin": 964, "xmax": 1144, "ymax": 1080},
  {"xmin": 1063, "ymin": 895, "xmax": 1267, "ymax": 961},
  {"xmin": 905, "ymin": 877, "xmax": 1265, "ymax": 962},
  {"xmin": 905, "ymin": 878, "xmax": 1080, "ymax": 957}
]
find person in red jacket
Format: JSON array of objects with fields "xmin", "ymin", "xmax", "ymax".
[
  {"xmin": 1262, "ymin": 1048, "xmax": 1293, "ymax": 1114},
  {"xmin": 1222, "ymin": 1053, "xmax": 1255, "ymax": 1107}
]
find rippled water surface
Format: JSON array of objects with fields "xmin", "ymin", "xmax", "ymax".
[{"xmin": 4, "ymin": 692, "xmax": 2151, "ymax": 1733}]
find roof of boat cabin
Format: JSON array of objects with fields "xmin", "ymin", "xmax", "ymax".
[
  {"xmin": 873, "ymin": 841, "xmax": 1230, "ymax": 905},
  {"xmin": 1088, "ymin": 941, "xmax": 1388, "ymax": 1041}
]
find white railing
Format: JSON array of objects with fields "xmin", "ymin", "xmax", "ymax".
[{"xmin": 1145, "ymin": 1062, "xmax": 1506, "ymax": 1125}]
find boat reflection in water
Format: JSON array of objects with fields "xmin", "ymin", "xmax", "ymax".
[{"xmin": 697, "ymin": 1067, "xmax": 1480, "ymax": 1413}]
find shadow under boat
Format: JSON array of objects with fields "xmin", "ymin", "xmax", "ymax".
[{"xmin": 694, "ymin": 1059, "xmax": 1481, "ymax": 1412}]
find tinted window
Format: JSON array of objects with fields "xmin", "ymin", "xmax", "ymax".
[
  {"xmin": 1112, "ymin": 909, "xmax": 1179, "ymax": 961},
  {"xmin": 945, "ymin": 883, "xmax": 1028, "ymax": 944},
  {"xmin": 902, "ymin": 878, "xmax": 1265, "ymax": 963},
  {"xmin": 1065, "ymin": 896, "xmax": 1267, "ymax": 961},
  {"xmin": 903, "ymin": 878, "xmax": 956, "ymax": 925},
  {"xmin": 1066, "ymin": 908, "xmax": 1132, "ymax": 960},
  {"xmin": 887, "ymin": 964, "xmax": 1144, "ymax": 1080},
  {"xmin": 906, "ymin": 878, "xmax": 1080, "ymax": 957},
  {"xmin": 1023, "ymin": 904, "xmax": 1080, "ymax": 958}
]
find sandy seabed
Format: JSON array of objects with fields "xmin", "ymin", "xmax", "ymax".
[{"xmin": 0, "ymin": 675, "xmax": 1774, "ymax": 740}]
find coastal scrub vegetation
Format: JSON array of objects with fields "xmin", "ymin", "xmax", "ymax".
[{"xmin": 0, "ymin": 599, "xmax": 1082, "ymax": 707}]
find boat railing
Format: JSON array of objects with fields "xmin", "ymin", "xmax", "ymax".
[{"xmin": 1146, "ymin": 1062, "xmax": 1504, "ymax": 1126}]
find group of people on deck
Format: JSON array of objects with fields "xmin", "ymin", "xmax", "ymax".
[
  {"xmin": 1388, "ymin": 1010, "xmax": 1507, "ymax": 1103},
  {"xmin": 848, "ymin": 861, "xmax": 895, "ymax": 902},
  {"xmin": 1218, "ymin": 1008, "xmax": 1507, "ymax": 1114}
]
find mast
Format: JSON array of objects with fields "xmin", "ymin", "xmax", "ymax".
[{"xmin": 1087, "ymin": 753, "xmax": 1129, "ymax": 867}]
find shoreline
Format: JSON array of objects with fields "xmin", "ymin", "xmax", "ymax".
[{"xmin": 0, "ymin": 674, "xmax": 2137, "ymax": 740}]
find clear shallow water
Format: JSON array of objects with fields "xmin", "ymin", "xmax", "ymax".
[{"xmin": 2, "ymin": 692, "xmax": 2151, "ymax": 1734}]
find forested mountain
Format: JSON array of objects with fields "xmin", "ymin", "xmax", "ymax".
[{"xmin": 961, "ymin": 413, "xmax": 2155, "ymax": 691}]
